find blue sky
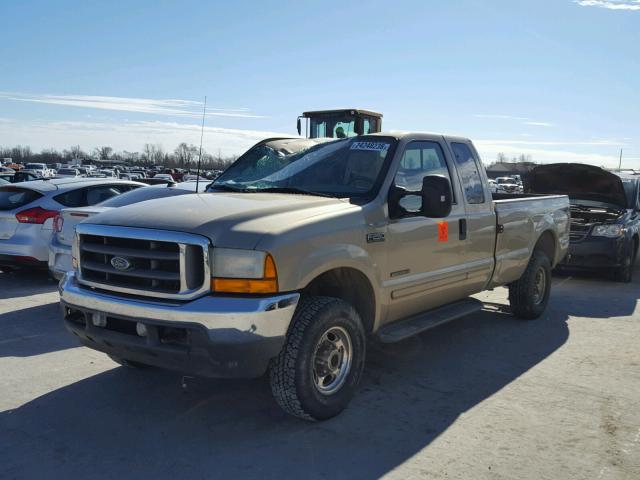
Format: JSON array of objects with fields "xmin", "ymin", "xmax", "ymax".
[{"xmin": 1, "ymin": 0, "xmax": 638, "ymax": 167}]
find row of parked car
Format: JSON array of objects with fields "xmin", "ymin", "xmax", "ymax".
[{"xmin": 1, "ymin": 159, "xmax": 223, "ymax": 183}]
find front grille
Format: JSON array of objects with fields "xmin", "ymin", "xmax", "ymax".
[
  {"xmin": 76, "ymin": 225, "xmax": 210, "ymax": 300},
  {"xmin": 569, "ymin": 221, "xmax": 591, "ymax": 243}
]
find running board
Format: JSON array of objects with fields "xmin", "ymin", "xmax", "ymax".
[{"xmin": 376, "ymin": 298, "xmax": 483, "ymax": 343}]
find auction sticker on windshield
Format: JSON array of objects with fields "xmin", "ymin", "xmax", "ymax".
[{"xmin": 350, "ymin": 142, "xmax": 390, "ymax": 152}]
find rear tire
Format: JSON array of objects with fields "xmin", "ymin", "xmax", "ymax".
[
  {"xmin": 509, "ymin": 250, "xmax": 552, "ymax": 319},
  {"xmin": 269, "ymin": 296, "xmax": 366, "ymax": 421}
]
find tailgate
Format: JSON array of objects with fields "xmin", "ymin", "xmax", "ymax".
[{"xmin": 58, "ymin": 207, "xmax": 108, "ymax": 246}]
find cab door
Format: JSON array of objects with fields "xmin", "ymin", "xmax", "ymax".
[
  {"xmin": 384, "ymin": 139, "xmax": 469, "ymax": 322},
  {"xmin": 446, "ymin": 140, "xmax": 496, "ymax": 292}
]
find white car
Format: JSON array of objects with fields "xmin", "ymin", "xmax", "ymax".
[
  {"xmin": 24, "ymin": 163, "xmax": 53, "ymax": 178},
  {"xmin": 48, "ymin": 181, "xmax": 208, "ymax": 278},
  {"xmin": 56, "ymin": 168, "xmax": 82, "ymax": 178},
  {"xmin": 182, "ymin": 174, "xmax": 208, "ymax": 182},
  {"xmin": 0, "ymin": 178, "xmax": 143, "ymax": 270},
  {"xmin": 488, "ymin": 179, "xmax": 499, "ymax": 193},
  {"xmin": 495, "ymin": 177, "xmax": 522, "ymax": 193},
  {"xmin": 152, "ymin": 173, "xmax": 175, "ymax": 182}
]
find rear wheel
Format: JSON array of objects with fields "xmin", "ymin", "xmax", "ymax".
[
  {"xmin": 509, "ymin": 250, "xmax": 552, "ymax": 319},
  {"xmin": 269, "ymin": 296, "xmax": 366, "ymax": 421}
]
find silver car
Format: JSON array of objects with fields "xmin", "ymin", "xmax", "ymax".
[
  {"xmin": 48, "ymin": 181, "xmax": 207, "ymax": 279},
  {"xmin": 0, "ymin": 178, "xmax": 143, "ymax": 270}
]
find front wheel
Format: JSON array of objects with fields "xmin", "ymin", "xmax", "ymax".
[
  {"xmin": 269, "ymin": 296, "xmax": 366, "ymax": 421},
  {"xmin": 508, "ymin": 250, "xmax": 552, "ymax": 319},
  {"xmin": 613, "ymin": 249, "xmax": 635, "ymax": 283}
]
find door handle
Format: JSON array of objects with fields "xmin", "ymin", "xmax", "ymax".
[{"xmin": 459, "ymin": 219, "xmax": 467, "ymax": 240}]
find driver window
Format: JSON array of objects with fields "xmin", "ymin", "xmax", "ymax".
[{"xmin": 393, "ymin": 141, "xmax": 452, "ymax": 212}]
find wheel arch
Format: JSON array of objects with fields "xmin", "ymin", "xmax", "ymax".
[
  {"xmin": 534, "ymin": 229, "xmax": 557, "ymax": 266},
  {"xmin": 302, "ymin": 267, "xmax": 377, "ymax": 335}
]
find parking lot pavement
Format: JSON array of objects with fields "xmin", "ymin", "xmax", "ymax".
[{"xmin": 1, "ymin": 267, "xmax": 639, "ymax": 480}]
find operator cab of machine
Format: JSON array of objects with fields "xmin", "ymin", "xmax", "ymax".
[{"xmin": 297, "ymin": 109, "xmax": 382, "ymax": 139}]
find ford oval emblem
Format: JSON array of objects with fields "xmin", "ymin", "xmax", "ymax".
[{"xmin": 110, "ymin": 256, "xmax": 132, "ymax": 271}]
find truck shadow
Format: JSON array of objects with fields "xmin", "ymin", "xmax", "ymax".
[
  {"xmin": 0, "ymin": 306, "xmax": 569, "ymax": 479},
  {"xmin": 0, "ymin": 269, "xmax": 57, "ymax": 300},
  {"xmin": 0, "ymin": 302, "xmax": 79, "ymax": 357},
  {"xmin": 0, "ymin": 270, "xmax": 75, "ymax": 357},
  {"xmin": 550, "ymin": 265, "xmax": 639, "ymax": 318}
]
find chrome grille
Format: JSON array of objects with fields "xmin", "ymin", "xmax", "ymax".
[{"xmin": 76, "ymin": 224, "xmax": 210, "ymax": 300}]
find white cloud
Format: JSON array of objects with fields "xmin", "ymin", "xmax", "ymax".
[
  {"xmin": 574, "ymin": 0, "xmax": 640, "ymax": 10},
  {"xmin": 522, "ymin": 121, "xmax": 554, "ymax": 127},
  {"xmin": 474, "ymin": 114, "xmax": 555, "ymax": 128},
  {"xmin": 0, "ymin": 92, "xmax": 264, "ymax": 118},
  {"xmin": 475, "ymin": 139, "xmax": 627, "ymax": 168},
  {"xmin": 477, "ymin": 139, "xmax": 624, "ymax": 147},
  {"xmin": 1, "ymin": 117, "xmax": 636, "ymax": 168},
  {"xmin": 473, "ymin": 114, "xmax": 529, "ymax": 121},
  {"xmin": 0, "ymin": 118, "xmax": 286, "ymax": 156}
]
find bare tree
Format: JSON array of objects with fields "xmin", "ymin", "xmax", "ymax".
[
  {"xmin": 93, "ymin": 146, "xmax": 113, "ymax": 160},
  {"xmin": 174, "ymin": 143, "xmax": 198, "ymax": 167}
]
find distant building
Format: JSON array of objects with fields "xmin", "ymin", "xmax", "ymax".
[{"xmin": 485, "ymin": 162, "xmax": 537, "ymax": 179}]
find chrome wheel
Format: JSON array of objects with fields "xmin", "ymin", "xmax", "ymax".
[
  {"xmin": 532, "ymin": 267, "xmax": 547, "ymax": 305},
  {"xmin": 312, "ymin": 326, "xmax": 353, "ymax": 395}
]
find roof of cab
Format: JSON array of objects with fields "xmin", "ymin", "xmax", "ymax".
[{"xmin": 364, "ymin": 131, "xmax": 473, "ymax": 143}]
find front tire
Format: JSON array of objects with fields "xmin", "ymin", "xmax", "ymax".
[
  {"xmin": 613, "ymin": 248, "xmax": 635, "ymax": 283},
  {"xmin": 509, "ymin": 250, "xmax": 552, "ymax": 319},
  {"xmin": 269, "ymin": 296, "xmax": 366, "ymax": 421}
]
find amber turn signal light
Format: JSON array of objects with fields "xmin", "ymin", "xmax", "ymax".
[{"xmin": 211, "ymin": 254, "xmax": 278, "ymax": 294}]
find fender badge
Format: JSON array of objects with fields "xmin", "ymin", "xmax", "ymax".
[{"xmin": 366, "ymin": 232, "xmax": 385, "ymax": 243}]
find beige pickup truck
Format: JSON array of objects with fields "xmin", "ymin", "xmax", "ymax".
[{"xmin": 59, "ymin": 133, "xmax": 570, "ymax": 420}]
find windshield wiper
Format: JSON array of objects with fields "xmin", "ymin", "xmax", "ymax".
[
  {"xmin": 210, "ymin": 184, "xmax": 249, "ymax": 193},
  {"xmin": 255, "ymin": 187, "xmax": 334, "ymax": 198}
]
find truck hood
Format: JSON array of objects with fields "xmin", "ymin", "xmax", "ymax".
[
  {"xmin": 86, "ymin": 192, "xmax": 357, "ymax": 249},
  {"xmin": 525, "ymin": 163, "xmax": 627, "ymax": 208}
]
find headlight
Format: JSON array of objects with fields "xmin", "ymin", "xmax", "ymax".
[
  {"xmin": 210, "ymin": 248, "xmax": 278, "ymax": 294},
  {"xmin": 591, "ymin": 224, "xmax": 624, "ymax": 238}
]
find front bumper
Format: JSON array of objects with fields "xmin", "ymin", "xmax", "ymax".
[
  {"xmin": 60, "ymin": 272, "xmax": 300, "ymax": 378},
  {"xmin": 559, "ymin": 235, "xmax": 627, "ymax": 269}
]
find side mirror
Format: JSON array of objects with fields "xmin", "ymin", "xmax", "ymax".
[
  {"xmin": 296, "ymin": 117, "xmax": 302, "ymax": 136},
  {"xmin": 421, "ymin": 175, "xmax": 452, "ymax": 218}
]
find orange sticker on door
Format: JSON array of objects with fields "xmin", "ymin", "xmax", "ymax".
[{"xmin": 438, "ymin": 221, "xmax": 449, "ymax": 242}]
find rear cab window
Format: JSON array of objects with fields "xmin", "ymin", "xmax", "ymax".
[
  {"xmin": 450, "ymin": 142, "xmax": 485, "ymax": 204},
  {"xmin": 0, "ymin": 187, "xmax": 43, "ymax": 211}
]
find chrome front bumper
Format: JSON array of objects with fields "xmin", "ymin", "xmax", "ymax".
[
  {"xmin": 59, "ymin": 271, "xmax": 300, "ymax": 339},
  {"xmin": 59, "ymin": 271, "xmax": 300, "ymax": 378}
]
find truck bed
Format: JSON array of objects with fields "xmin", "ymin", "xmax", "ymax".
[{"xmin": 490, "ymin": 193, "xmax": 570, "ymax": 288}]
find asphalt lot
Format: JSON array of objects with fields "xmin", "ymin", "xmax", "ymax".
[{"xmin": 1, "ymin": 266, "xmax": 639, "ymax": 480}]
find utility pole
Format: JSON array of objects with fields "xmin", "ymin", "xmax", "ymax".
[{"xmin": 618, "ymin": 148, "xmax": 623, "ymax": 170}]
